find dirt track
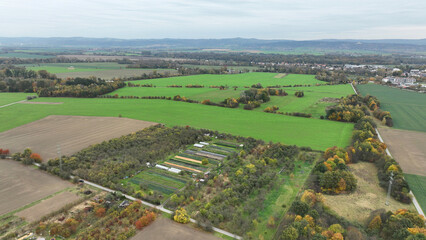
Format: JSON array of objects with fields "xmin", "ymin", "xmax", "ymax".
[
  {"xmin": 131, "ymin": 217, "xmax": 219, "ymax": 240},
  {"xmin": 379, "ymin": 128, "xmax": 426, "ymax": 176},
  {"xmin": 0, "ymin": 115, "xmax": 157, "ymax": 161},
  {"xmin": 0, "ymin": 160, "xmax": 72, "ymax": 215}
]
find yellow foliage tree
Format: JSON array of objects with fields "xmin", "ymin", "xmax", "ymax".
[{"xmin": 174, "ymin": 207, "xmax": 190, "ymax": 224}]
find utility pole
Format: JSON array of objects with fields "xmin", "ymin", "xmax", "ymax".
[
  {"xmin": 57, "ymin": 144, "xmax": 62, "ymax": 171},
  {"xmin": 385, "ymin": 171, "xmax": 394, "ymax": 206}
]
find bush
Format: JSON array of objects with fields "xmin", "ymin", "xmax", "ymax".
[
  {"xmin": 291, "ymin": 200, "xmax": 309, "ymax": 216},
  {"xmin": 174, "ymin": 207, "xmax": 190, "ymax": 224},
  {"xmin": 295, "ymin": 91, "xmax": 304, "ymax": 97}
]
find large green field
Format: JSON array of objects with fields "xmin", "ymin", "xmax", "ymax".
[
  {"xmin": 357, "ymin": 84, "xmax": 426, "ymax": 132},
  {"xmin": 404, "ymin": 174, "xmax": 426, "ymax": 213},
  {"xmin": 129, "ymin": 73, "xmax": 324, "ymax": 87},
  {"xmin": 0, "ymin": 93, "xmax": 34, "ymax": 106},
  {"xmin": 0, "ymin": 96, "xmax": 353, "ymax": 150}
]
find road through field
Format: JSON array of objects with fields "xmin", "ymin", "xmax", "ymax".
[
  {"xmin": 79, "ymin": 177, "xmax": 242, "ymax": 239},
  {"xmin": 0, "ymin": 100, "xmax": 26, "ymax": 109}
]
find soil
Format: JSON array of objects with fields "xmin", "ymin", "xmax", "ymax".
[
  {"xmin": 378, "ymin": 128, "xmax": 426, "ymax": 176},
  {"xmin": 0, "ymin": 115, "xmax": 157, "ymax": 161},
  {"xmin": 131, "ymin": 217, "xmax": 220, "ymax": 240},
  {"xmin": 0, "ymin": 160, "xmax": 72, "ymax": 215},
  {"xmin": 16, "ymin": 191, "xmax": 80, "ymax": 223}
]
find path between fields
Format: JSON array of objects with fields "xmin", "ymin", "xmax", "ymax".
[
  {"xmin": 0, "ymin": 100, "xmax": 26, "ymax": 109},
  {"xmin": 75, "ymin": 176, "xmax": 242, "ymax": 239},
  {"xmin": 352, "ymin": 83, "xmax": 424, "ymax": 217}
]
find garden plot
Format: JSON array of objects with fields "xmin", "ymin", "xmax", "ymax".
[
  {"xmin": 123, "ymin": 169, "xmax": 189, "ymax": 198},
  {"xmin": 123, "ymin": 140, "xmax": 241, "ymax": 202}
]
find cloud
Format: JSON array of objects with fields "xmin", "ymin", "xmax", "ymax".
[{"xmin": 0, "ymin": 0, "xmax": 425, "ymax": 39}]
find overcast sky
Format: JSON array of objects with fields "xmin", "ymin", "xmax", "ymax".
[{"xmin": 0, "ymin": 0, "xmax": 425, "ymax": 40}]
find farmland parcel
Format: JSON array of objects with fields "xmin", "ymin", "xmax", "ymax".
[
  {"xmin": 0, "ymin": 160, "xmax": 72, "ymax": 216},
  {"xmin": 357, "ymin": 84, "xmax": 426, "ymax": 132},
  {"xmin": 0, "ymin": 115, "xmax": 157, "ymax": 160}
]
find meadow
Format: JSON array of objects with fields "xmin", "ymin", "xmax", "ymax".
[
  {"xmin": 357, "ymin": 84, "xmax": 426, "ymax": 132},
  {"xmin": 0, "ymin": 97, "xmax": 353, "ymax": 150}
]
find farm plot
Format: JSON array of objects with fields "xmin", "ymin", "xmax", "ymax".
[
  {"xmin": 378, "ymin": 128, "xmax": 426, "ymax": 176},
  {"xmin": 15, "ymin": 190, "xmax": 80, "ymax": 223},
  {"xmin": 357, "ymin": 84, "xmax": 426, "ymax": 132},
  {"xmin": 0, "ymin": 160, "xmax": 72, "ymax": 216},
  {"xmin": 131, "ymin": 217, "xmax": 220, "ymax": 240},
  {"xmin": 0, "ymin": 115, "xmax": 157, "ymax": 160}
]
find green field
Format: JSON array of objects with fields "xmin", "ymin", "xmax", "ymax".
[
  {"xmin": 0, "ymin": 97, "xmax": 353, "ymax": 150},
  {"xmin": 129, "ymin": 73, "xmax": 324, "ymax": 87},
  {"xmin": 357, "ymin": 84, "xmax": 426, "ymax": 132},
  {"xmin": 404, "ymin": 174, "xmax": 426, "ymax": 213},
  {"xmin": 0, "ymin": 93, "xmax": 34, "ymax": 106}
]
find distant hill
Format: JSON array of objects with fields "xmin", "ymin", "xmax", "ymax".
[{"xmin": 1, "ymin": 37, "xmax": 426, "ymax": 54}]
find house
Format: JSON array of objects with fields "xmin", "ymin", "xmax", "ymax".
[
  {"xmin": 382, "ymin": 76, "xmax": 416, "ymax": 85},
  {"xmin": 194, "ymin": 143, "xmax": 204, "ymax": 148}
]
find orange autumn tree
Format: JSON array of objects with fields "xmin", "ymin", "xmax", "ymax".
[{"xmin": 30, "ymin": 153, "xmax": 42, "ymax": 163}]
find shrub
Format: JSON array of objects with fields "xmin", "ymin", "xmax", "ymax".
[
  {"xmin": 295, "ymin": 91, "xmax": 304, "ymax": 97},
  {"xmin": 30, "ymin": 153, "xmax": 42, "ymax": 163},
  {"xmin": 174, "ymin": 207, "xmax": 190, "ymax": 224}
]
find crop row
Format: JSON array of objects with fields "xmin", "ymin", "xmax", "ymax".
[{"xmin": 169, "ymin": 159, "xmax": 207, "ymax": 170}]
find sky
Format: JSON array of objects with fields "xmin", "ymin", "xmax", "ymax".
[{"xmin": 0, "ymin": 0, "xmax": 425, "ymax": 40}]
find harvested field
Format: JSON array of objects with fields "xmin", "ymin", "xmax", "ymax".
[
  {"xmin": 0, "ymin": 115, "xmax": 157, "ymax": 160},
  {"xmin": 0, "ymin": 160, "xmax": 72, "ymax": 216},
  {"xmin": 378, "ymin": 128, "xmax": 426, "ymax": 176},
  {"xmin": 20, "ymin": 102, "xmax": 63, "ymax": 105},
  {"xmin": 16, "ymin": 191, "xmax": 80, "ymax": 223},
  {"xmin": 325, "ymin": 162, "xmax": 415, "ymax": 224},
  {"xmin": 131, "ymin": 217, "xmax": 219, "ymax": 240}
]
